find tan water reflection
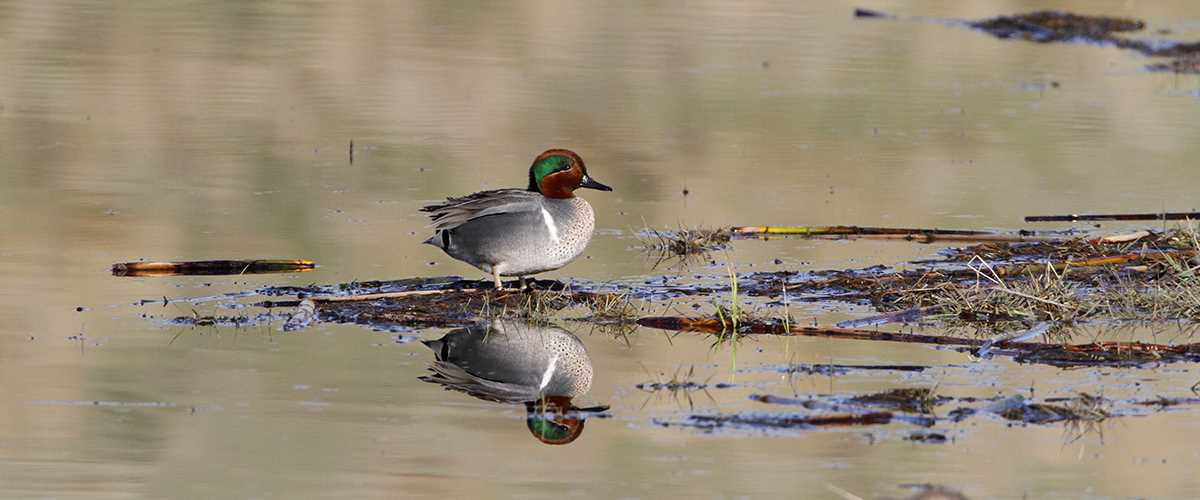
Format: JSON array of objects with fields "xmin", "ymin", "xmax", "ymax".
[{"xmin": 3, "ymin": 1, "xmax": 1200, "ymax": 498}]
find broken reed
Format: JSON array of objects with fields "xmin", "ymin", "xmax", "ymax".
[
  {"xmin": 639, "ymin": 225, "xmax": 1061, "ymax": 260},
  {"xmin": 731, "ymin": 225, "xmax": 1061, "ymax": 243},
  {"xmin": 1026, "ymin": 211, "xmax": 1200, "ymax": 222}
]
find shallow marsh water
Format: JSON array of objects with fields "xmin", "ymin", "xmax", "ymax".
[{"xmin": 5, "ymin": 1, "xmax": 1200, "ymax": 498}]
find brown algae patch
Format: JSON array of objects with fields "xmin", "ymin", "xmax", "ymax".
[
  {"xmin": 858, "ymin": 9, "xmax": 1200, "ymax": 74},
  {"xmin": 965, "ymin": 11, "xmax": 1200, "ymax": 74},
  {"xmin": 969, "ymin": 11, "xmax": 1145, "ymax": 43}
]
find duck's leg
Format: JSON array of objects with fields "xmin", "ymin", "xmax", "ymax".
[
  {"xmin": 518, "ymin": 276, "xmax": 528, "ymax": 291},
  {"xmin": 492, "ymin": 268, "xmax": 503, "ymax": 290}
]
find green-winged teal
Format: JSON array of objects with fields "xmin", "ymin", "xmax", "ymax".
[
  {"xmin": 421, "ymin": 149, "xmax": 612, "ymax": 290},
  {"xmin": 420, "ymin": 319, "xmax": 607, "ymax": 445}
]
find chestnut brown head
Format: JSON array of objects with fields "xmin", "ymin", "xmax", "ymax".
[{"xmin": 527, "ymin": 149, "xmax": 612, "ymax": 199}]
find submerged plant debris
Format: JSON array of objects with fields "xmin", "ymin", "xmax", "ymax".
[
  {"xmin": 850, "ymin": 388, "xmax": 949, "ymax": 414},
  {"xmin": 659, "ymin": 388, "xmax": 1193, "ymax": 436},
  {"xmin": 658, "ymin": 411, "xmax": 896, "ymax": 432}
]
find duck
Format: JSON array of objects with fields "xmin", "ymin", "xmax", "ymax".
[
  {"xmin": 420, "ymin": 149, "xmax": 612, "ymax": 290},
  {"xmin": 419, "ymin": 319, "xmax": 608, "ymax": 445}
]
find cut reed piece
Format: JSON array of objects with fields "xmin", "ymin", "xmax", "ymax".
[
  {"xmin": 1025, "ymin": 212, "xmax": 1200, "ymax": 222},
  {"xmin": 111, "ymin": 259, "xmax": 316, "ymax": 277},
  {"xmin": 1096, "ymin": 231, "xmax": 1150, "ymax": 243},
  {"xmin": 731, "ymin": 225, "xmax": 1061, "ymax": 243}
]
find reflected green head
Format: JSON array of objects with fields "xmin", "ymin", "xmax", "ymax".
[{"xmin": 526, "ymin": 415, "xmax": 582, "ymax": 445}]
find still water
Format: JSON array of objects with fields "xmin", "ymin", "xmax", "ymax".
[{"xmin": 4, "ymin": 1, "xmax": 1200, "ymax": 498}]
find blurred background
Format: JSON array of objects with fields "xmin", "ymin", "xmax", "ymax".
[{"xmin": 2, "ymin": 1, "xmax": 1200, "ymax": 498}]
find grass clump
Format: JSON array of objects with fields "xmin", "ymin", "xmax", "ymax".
[
  {"xmin": 473, "ymin": 288, "xmax": 576, "ymax": 322},
  {"xmin": 638, "ymin": 226, "xmax": 731, "ymax": 267},
  {"xmin": 582, "ymin": 292, "xmax": 641, "ymax": 325}
]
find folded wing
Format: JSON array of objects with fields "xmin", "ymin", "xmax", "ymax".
[{"xmin": 420, "ymin": 189, "xmax": 544, "ymax": 231}]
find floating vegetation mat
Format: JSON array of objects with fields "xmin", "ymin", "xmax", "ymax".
[
  {"xmin": 136, "ymin": 221, "xmax": 1200, "ymax": 442},
  {"xmin": 145, "ymin": 225, "xmax": 1200, "ymax": 368}
]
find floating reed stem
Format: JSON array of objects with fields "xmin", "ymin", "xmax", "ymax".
[
  {"xmin": 1026, "ymin": 212, "xmax": 1200, "ymax": 222},
  {"xmin": 112, "ymin": 259, "xmax": 316, "ymax": 277},
  {"xmin": 731, "ymin": 225, "xmax": 1062, "ymax": 243}
]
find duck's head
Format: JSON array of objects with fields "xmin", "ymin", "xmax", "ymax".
[{"xmin": 527, "ymin": 149, "xmax": 613, "ymax": 199}]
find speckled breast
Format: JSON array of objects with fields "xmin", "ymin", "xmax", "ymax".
[{"xmin": 517, "ymin": 196, "xmax": 595, "ymax": 275}]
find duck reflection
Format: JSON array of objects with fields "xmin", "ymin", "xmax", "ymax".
[{"xmin": 420, "ymin": 319, "xmax": 608, "ymax": 445}]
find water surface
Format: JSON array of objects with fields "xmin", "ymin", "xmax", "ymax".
[{"xmin": 4, "ymin": 1, "xmax": 1200, "ymax": 498}]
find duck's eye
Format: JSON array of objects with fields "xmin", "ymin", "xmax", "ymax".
[{"xmin": 555, "ymin": 160, "xmax": 572, "ymax": 172}]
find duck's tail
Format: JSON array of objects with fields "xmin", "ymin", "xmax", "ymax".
[{"xmin": 423, "ymin": 230, "xmax": 449, "ymax": 250}]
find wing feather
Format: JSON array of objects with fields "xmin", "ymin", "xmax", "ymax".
[{"xmin": 420, "ymin": 188, "xmax": 544, "ymax": 231}]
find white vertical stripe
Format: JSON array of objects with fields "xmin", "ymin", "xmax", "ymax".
[
  {"xmin": 540, "ymin": 208, "xmax": 561, "ymax": 243},
  {"xmin": 539, "ymin": 354, "xmax": 560, "ymax": 391}
]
